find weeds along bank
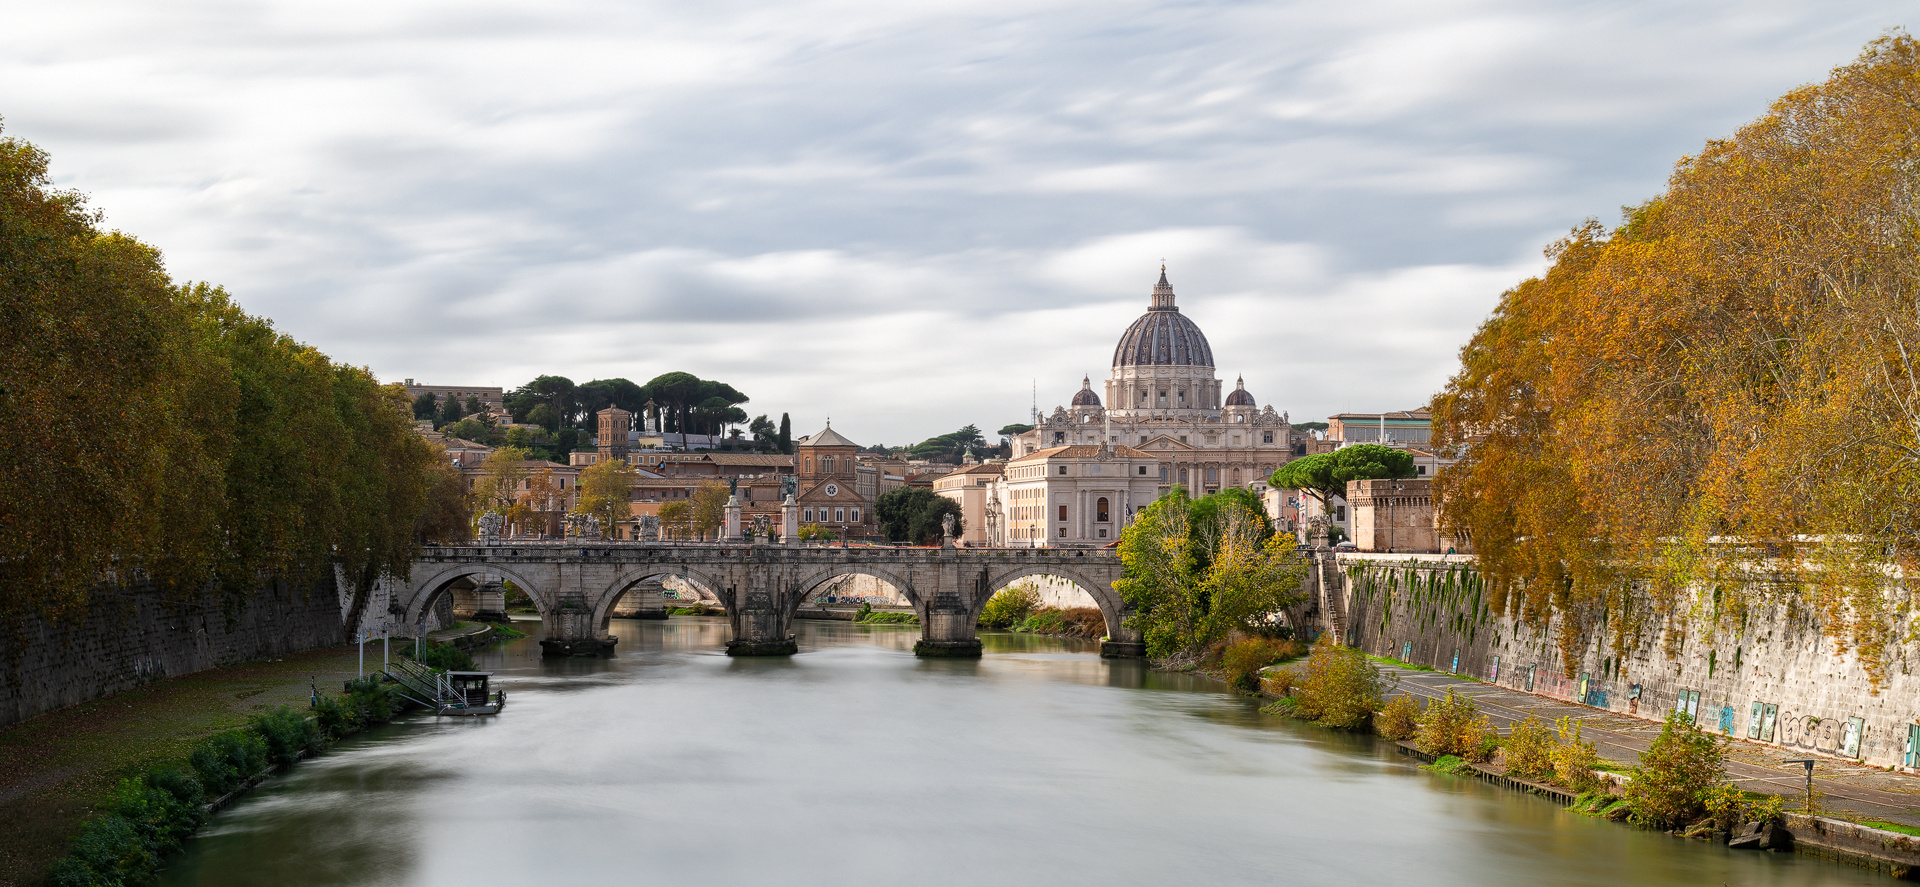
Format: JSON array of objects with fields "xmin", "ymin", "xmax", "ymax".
[{"xmin": 1313, "ymin": 553, "xmax": 1920, "ymax": 771}]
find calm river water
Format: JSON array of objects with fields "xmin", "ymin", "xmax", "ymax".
[{"xmin": 160, "ymin": 617, "xmax": 1876, "ymax": 887}]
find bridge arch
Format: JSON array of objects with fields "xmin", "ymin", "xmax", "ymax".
[
  {"xmin": 790, "ymin": 565, "xmax": 922, "ymax": 617},
  {"xmin": 977, "ymin": 565, "xmax": 1126, "ymax": 641},
  {"xmin": 404, "ymin": 563, "xmax": 548, "ymax": 627},
  {"xmin": 590, "ymin": 566, "xmax": 727, "ymax": 630}
]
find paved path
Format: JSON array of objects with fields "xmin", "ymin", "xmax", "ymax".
[{"xmin": 1381, "ymin": 666, "xmax": 1920, "ymax": 829}]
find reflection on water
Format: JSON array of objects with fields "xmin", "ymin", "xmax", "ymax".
[{"xmin": 160, "ymin": 617, "xmax": 1878, "ymax": 887}]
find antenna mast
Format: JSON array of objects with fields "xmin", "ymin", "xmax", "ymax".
[{"xmin": 1031, "ymin": 379, "xmax": 1038, "ymax": 426}]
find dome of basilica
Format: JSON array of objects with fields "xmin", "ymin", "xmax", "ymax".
[{"xmin": 1111, "ymin": 269, "xmax": 1214, "ymax": 368}]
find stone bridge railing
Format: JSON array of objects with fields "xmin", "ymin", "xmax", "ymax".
[{"xmin": 400, "ymin": 542, "xmax": 1139, "ymax": 659}]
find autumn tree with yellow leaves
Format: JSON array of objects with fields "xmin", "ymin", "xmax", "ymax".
[{"xmin": 1433, "ymin": 35, "xmax": 1920, "ymax": 685}]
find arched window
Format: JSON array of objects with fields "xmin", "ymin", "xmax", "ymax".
[{"xmin": 1096, "ymin": 497, "xmax": 1110, "ymax": 522}]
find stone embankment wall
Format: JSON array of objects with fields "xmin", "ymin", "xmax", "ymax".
[
  {"xmin": 0, "ymin": 576, "xmax": 348, "ymax": 730},
  {"xmin": 1309, "ymin": 553, "xmax": 1920, "ymax": 771}
]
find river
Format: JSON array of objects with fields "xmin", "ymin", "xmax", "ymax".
[{"xmin": 159, "ymin": 617, "xmax": 1877, "ymax": 886}]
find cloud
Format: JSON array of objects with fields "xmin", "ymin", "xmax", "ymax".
[{"xmin": 0, "ymin": 0, "xmax": 1908, "ymax": 442}]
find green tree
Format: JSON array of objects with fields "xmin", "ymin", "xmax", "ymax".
[
  {"xmin": 437, "ymin": 395, "xmax": 464, "ymax": 426},
  {"xmin": 412, "ymin": 391, "xmax": 437, "ymax": 419},
  {"xmin": 778, "ymin": 412, "xmax": 792, "ymax": 453},
  {"xmin": 1115, "ymin": 487, "xmax": 1308, "ymax": 660},
  {"xmin": 463, "ymin": 394, "xmax": 483, "ymax": 416},
  {"xmin": 749, "ymin": 414, "xmax": 775, "ymax": 447},
  {"xmin": 874, "ymin": 487, "xmax": 964, "ymax": 544},
  {"xmin": 526, "ymin": 403, "xmax": 559, "ymax": 431},
  {"xmin": 998, "ymin": 423, "xmax": 1034, "ymax": 437},
  {"xmin": 1269, "ymin": 444, "xmax": 1414, "ymax": 511}
]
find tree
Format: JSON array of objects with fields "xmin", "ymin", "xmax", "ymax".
[
  {"xmin": 415, "ymin": 450, "xmax": 471, "ymax": 544},
  {"xmin": 526, "ymin": 403, "xmax": 559, "ymax": 431},
  {"xmin": 463, "ymin": 395, "xmax": 484, "ymax": 417},
  {"xmin": 448, "ymin": 415, "xmax": 496, "ymax": 446},
  {"xmin": 1431, "ymin": 35, "xmax": 1920, "ymax": 684},
  {"xmin": 469, "ymin": 446, "xmax": 531, "ymax": 523},
  {"xmin": 658, "ymin": 501, "xmax": 692, "ymax": 540},
  {"xmin": 874, "ymin": 487, "xmax": 962, "ymax": 544},
  {"xmin": 778, "ymin": 413, "xmax": 792, "ymax": 454},
  {"xmin": 1115, "ymin": 487, "xmax": 1308, "ymax": 660},
  {"xmin": 998, "ymin": 423, "xmax": 1034, "ymax": 437},
  {"xmin": 507, "ymin": 375, "xmax": 576, "ymax": 427},
  {"xmin": 646, "ymin": 371, "xmax": 703, "ymax": 438},
  {"xmin": 437, "ymin": 395, "xmax": 464, "ymax": 427},
  {"xmin": 1269, "ymin": 444, "xmax": 1414, "ymax": 511},
  {"xmin": 412, "ymin": 391, "xmax": 437, "ymax": 420},
  {"xmin": 907, "ymin": 425, "xmax": 988, "ymax": 463},
  {"xmin": 689, "ymin": 481, "xmax": 730, "ymax": 540},
  {"xmin": 503, "ymin": 425, "xmax": 538, "ymax": 450},
  {"xmin": 575, "ymin": 459, "xmax": 637, "ymax": 539},
  {"xmin": 749, "ymin": 414, "xmax": 776, "ymax": 447},
  {"xmin": 575, "ymin": 378, "xmax": 647, "ymax": 419}
]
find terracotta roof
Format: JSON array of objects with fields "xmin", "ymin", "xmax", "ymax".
[
  {"xmin": 798, "ymin": 425, "xmax": 859, "ymax": 448},
  {"xmin": 1009, "ymin": 444, "xmax": 1153, "ymax": 464},
  {"xmin": 936, "ymin": 462, "xmax": 1005, "ymax": 481},
  {"xmin": 704, "ymin": 453, "xmax": 795, "ymax": 467}
]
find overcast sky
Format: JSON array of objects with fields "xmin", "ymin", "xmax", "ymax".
[{"xmin": 2, "ymin": 2, "xmax": 1908, "ymax": 445}]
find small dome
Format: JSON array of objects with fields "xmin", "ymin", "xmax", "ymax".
[
  {"xmin": 1225, "ymin": 374, "xmax": 1256, "ymax": 406},
  {"xmin": 1071, "ymin": 375, "xmax": 1101, "ymax": 407}
]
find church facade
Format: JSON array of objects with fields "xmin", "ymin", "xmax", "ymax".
[{"xmin": 1011, "ymin": 269, "xmax": 1303, "ymax": 501}]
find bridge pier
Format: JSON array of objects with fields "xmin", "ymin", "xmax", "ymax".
[
  {"xmin": 540, "ymin": 596, "xmax": 618, "ymax": 657},
  {"xmin": 1099, "ymin": 639, "xmax": 1147, "ymax": 658},
  {"xmin": 726, "ymin": 577, "xmax": 797, "ymax": 656}
]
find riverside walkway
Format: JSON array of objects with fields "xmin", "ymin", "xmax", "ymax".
[{"xmin": 1381, "ymin": 664, "xmax": 1920, "ymax": 829}]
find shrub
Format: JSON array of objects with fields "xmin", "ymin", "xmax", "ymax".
[
  {"xmin": 978, "ymin": 584, "xmax": 1041, "ymax": 628},
  {"xmin": 1502, "ymin": 715, "xmax": 1559, "ymax": 781},
  {"xmin": 856, "ymin": 610, "xmax": 919, "ymax": 624},
  {"xmin": 1701, "ymin": 783, "xmax": 1750, "ymax": 831},
  {"xmin": 251, "ymin": 705, "xmax": 323, "ymax": 769},
  {"xmin": 46, "ymin": 814, "xmax": 154, "ymax": 887},
  {"xmin": 344, "ymin": 675, "xmax": 400, "ymax": 725},
  {"xmin": 1624, "ymin": 711, "xmax": 1727, "ymax": 829},
  {"xmin": 188, "ymin": 729, "xmax": 268, "ymax": 796},
  {"xmin": 1551, "ymin": 717, "xmax": 1604, "ymax": 794},
  {"xmin": 1374, "ymin": 694, "xmax": 1422, "ymax": 740},
  {"xmin": 1414, "ymin": 688, "xmax": 1496, "ymax": 761},
  {"xmin": 1223, "ymin": 637, "xmax": 1301, "ymax": 694},
  {"xmin": 1260, "ymin": 664, "xmax": 1302, "ymax": 698},
  {"xmin": 403, "ymin": 638, "xmax": 475, "ymax": 672},
  {"xmin": 1290, "ymin": 637, "xmax": 1388, "ymax": 731}
]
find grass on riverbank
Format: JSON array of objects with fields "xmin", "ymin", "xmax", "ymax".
[{"xmin": 0, "ymin": 644, "xmax": 368, "ymax": 886}]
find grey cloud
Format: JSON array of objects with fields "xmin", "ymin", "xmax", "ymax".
[{"xmin": 0, "ymin": 0, "xmax": 1909, "ymax": 440}]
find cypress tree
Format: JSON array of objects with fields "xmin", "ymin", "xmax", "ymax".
[{"xmin": 778, "ymin": 413, "xmax": 792, "ymax": 454}]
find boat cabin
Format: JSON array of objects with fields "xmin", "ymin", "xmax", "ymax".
[{"xmin": 446, "ymin": 671, "xmax": 493, "ymax": 707}]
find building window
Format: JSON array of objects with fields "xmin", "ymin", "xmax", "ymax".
[
  {"xmin": 1058, "ymin": 504, "xmax": 1068, "ymax": 521},
  {"xmin": 1160, "ymin": 466, "xmax": 1168, "ymax": 481},
  {"xmin": 1096, "ymin": 498, "xmax": 1110, "ymax": 522},
  {"xmin": 803, "ymin": 508, "xmax": 814, "ymax": 522},
  {"xmin": 1138, "ymin": 465, "xmax": 1147, "ymax": 475},
  {"xmin": 1207, "ymin": 467, "xmax": 1217, "ymax": 483},
  {"xmin": 1263, "ymin": 431, "xmax": 1274, "ymax": 443},
  {"xmin": 1098, "ymin": 528, "xmax": 1107, "ymax": 538},
  {"xmin": 1138, "ymin": 389, "xmax": 1147, "ymax": 405},
  {"xmin": 1417, "ymin": 465, "xmax": 1427, "ymax": 475},
  {"xmin": 1178, "ymin": 435, "xmax": 1187, "ymax": 443},
  {"xmin": 1139, "ymin": 436, "xmax": 1148, "ymax": 445},
  {"xmin": 835, "ymin": 508, "xmax": 845, "ymax": 522},
  {"xmin": 1054, "ymin": 431, "xmax": 1066, "ymax": 443},
  {"xmin": 1335, "ymin": 505, "xmax": 1347, "ymax": 522},
  {"xmin": 1058, "ymin": 465, "xmax": 1067, "ymax": 475},
  {"xmin": 1058, "ymin": 527, "xmax": 1066, "ymax": 538},
  {"xmin": 1158, "ymin": 391, "xmax": 1166, "ymax": 404},
  {"xmin": 1179, "ymin": 468, "xmax": 1188, "ymax": 483},
  {"xmin": 850, "ymin": 508, "xmax": 861, "ymax": 522}
]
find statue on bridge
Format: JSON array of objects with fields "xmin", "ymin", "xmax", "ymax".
[
  {"xmin": 478, "ymin": 511, "xmax": 503, "ymax": 545},
  {"xmin": 636, "ymin": 514, "xmax": 661, "ymax": 542}
]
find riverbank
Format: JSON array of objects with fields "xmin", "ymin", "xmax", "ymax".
[{"xmin": 0, "ymin": 643, "xmax": 370, "ymax": 886}]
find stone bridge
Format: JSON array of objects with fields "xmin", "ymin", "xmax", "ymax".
[{"xmin": 399, "ymin": 542, "xmax": 1138, "ymax": 658}]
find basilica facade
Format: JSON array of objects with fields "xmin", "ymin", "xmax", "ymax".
[{"xmin": 1011, "ymin": 269, "xmax": 1302, "ymax": 500}]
